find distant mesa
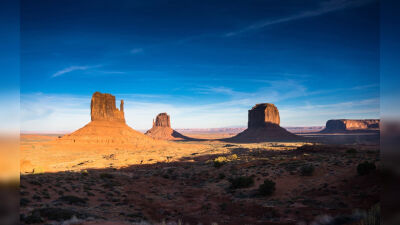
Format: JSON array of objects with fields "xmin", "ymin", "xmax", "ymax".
[
  {"xmin": 59, "ymin": 92, "xmax": 159, "ymax": 145},
  {"xmin": 145, "ymin": 113, "xmax": 190, "ymax": 140},
  {"xmin": 226, "ymin": 103, "xmax": 302, "ymax": 143},
  {"xmin": 320, "ymin": 119, "xmax": 380, "ymax": 133}
]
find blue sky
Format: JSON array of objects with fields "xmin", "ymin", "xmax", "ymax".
[{"xmin": 20, "ymin": 0, "xmax": 380, "ymax": 132}]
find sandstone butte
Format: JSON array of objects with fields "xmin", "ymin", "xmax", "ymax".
[
  {"xmin": 145, "ymin": 113, "xmax": 190, "ymax": 140},
  {"xmin": 321, "ymin": 119, "xmax": 380, "ymax": 133},
  {"xmin": 227, "ymin": 103, "xmax": 302, "ymax": 143},
  {"xmin": 58, "ymin": 92, "xmax": 160, "ymax": 145}
]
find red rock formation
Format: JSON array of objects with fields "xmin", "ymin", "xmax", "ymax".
[
  {"xmin": 321, "ymin": 119, "xmax": 380, "ymax": 133},
  {"xmin": 154, "ymin": 113, "xmax": 171, "ymax": 127},
  {"xmin": 227, "ymin": 103, "xmax": 301, "ymax": 143},
  {"xmin": 145, "ymin": 113, "xmax": 190, "ymax": 140},
  {"xmin": 59, "ymin": 92, "xmax": 161, "ymax": 145},
  {"xmin": 248, "ymin": 103, "xmax": 280, "ymax": 128},
  {"xmin": 90, "ymin": 92, "xmax": 125, "ymax": 123}
]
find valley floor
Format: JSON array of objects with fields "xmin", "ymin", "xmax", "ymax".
[{"xmin": 20, "ymin": 133, "xmax": 380, "ymax": 225}]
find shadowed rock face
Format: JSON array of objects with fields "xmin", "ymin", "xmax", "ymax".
[
  {"xmin": 90, "ymin": 92, "xmax": 125, "ymax": 123},
  {"xmin": 227, "ymin": 103, "xmax": 301, "ymax": 143},
  {"xmin": 323, "ymin": 119, "xmax": 380, "ymax": 132},
  {"xmin": 153, "ymin": 113, "xmax": 171, "ymax": 128},
  {"xmin": 248, "ymin": 103, "xmax": 280, "ymax": 128}
]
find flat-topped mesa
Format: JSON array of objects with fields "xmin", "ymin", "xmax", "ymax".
[
  {"xmin": 227, "ymin": 103, "xmax": 301, "ymax": 143},
  {"xmin": 324, "ymin": 119, "xmax": 380, "ymax": 131},
  {"xmin": 153, "ymin": 113, "xmax": 171, "ymax": 128},
  {"xmin": 248, "ymin": 103, "xmax": 280, "ymax": 128},
  {"xmin": 90, "ymin": 92, "xmax": 125, "ymax": 123}
]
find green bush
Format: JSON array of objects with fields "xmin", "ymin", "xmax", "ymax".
[
  {"xmin": 229, "ymin": 176, "xmax": 254, "ymax": 189},
  {"xmin": 258, "ymin": 179, "xmax": 275, "ymax": 196},
  {"xmin": 300, "ymin": 164, "xmax": 315, "ymax": 176},
  {"xmin": 357, "ymin": 161, "xmax": 376, "ymax": 176},
  {"xmin": 213, "ymin": 154, "xmax": 238, "ymax": 168}
]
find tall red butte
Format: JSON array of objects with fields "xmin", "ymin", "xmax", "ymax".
[
  {"xmin": 59, "ymin": 92, "xmax": 158, "ymax": 145},
  {"xmin": 145, "ymin": 113, "xmax": 190, "ymax": 140},
  {"xmin": 227, "ymin": 103, "xmax": 302, "ymax": 143}
]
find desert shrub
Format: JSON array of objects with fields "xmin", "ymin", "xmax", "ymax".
[
  {"xmin": 229, "ymin": 176, "xmax": 254, "ymax": 189},
  {"xmin": 218, "ymin": 173, "xmax": 226, "ymax": 180},
  {"xmin": 213, "ymin": 154, "xmax": 238, "ymax": 168},
  {"xmin": 227, "ymin": 154, "xmax": 238, "ymax": 160},
  {"xmin": 357, "ymin": 204, "xmax": 381, "ymax": 225},
  {"xmin": 213, "ymin": 156, "xmax": 228, "ymax": 168},
  {"xmin": 258, "ymin": 179, "xmax": 276, "ymax": 196},
  {"xmin": 57, "ymin": 195, "xmax": 87, "ymax": 206},
  {"xmin": 99, "ymin": 173, "xmax": 114, "ymax": 179},
  {"xmin": 300, "ymin": 164, "xmax": 315, "ymax": 176},
  {"xmin": 359, "ymin": 204, "xmax": 380, "ymax": 225},
  {"xmin": 346, "ymin": 148, "xmax": 358, "ymax": 154},
  {"xmin": 357, "ymin": 161, "xmax": 376, "ymax": 176},
  {"xmin": 33, "ymin": 207, "xmax": 87, "ymax": 221}
]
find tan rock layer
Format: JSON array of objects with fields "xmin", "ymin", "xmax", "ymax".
[{"xmin": 91, "ymin": 92, "xmax": 125, "ymax": 123}]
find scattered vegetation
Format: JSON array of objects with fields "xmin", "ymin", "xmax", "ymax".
[
  {"xmin": 99, "ymin": 173, "xmax": 114, "ymax": 179},
  {"xmin": 57, "ymin": 195, "xmax": 88, "ymax": 206},
  {"xmin": 300, "ymin": 164, "xmax": 315, "ymax": 176},
  {"xmin": 357, "ymin": 161, "xmax": 376, "ymax": 176},
  {"xmin": 346, "ymin": 148, "xmax": 358, "ymax": 154},
  {"xmin": 359, "ymin": 204, "xmax": 380, "ymax": 225},
  {"xmin": 213, "ymin": 154, "xmax": 238, "ymax": 168},
  {"xmin": 35, "ymin": 207, "xmax": 87, "ymax": 221},
  {"xmin": 229, "ymin": 176, "xmax": 254, "ymax": 189},
  {"xmin": 258, "ymin": 179, "xmax": 276, "ymax": 196}
]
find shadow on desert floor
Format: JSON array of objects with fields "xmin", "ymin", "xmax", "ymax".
[{"xmin": 20, "ymin": 143, "xmax": 380, "ymax": 225}]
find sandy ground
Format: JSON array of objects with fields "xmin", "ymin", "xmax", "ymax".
[{"xmin": 20, "ymin": 132, "xmax": 380, "ymax": 225}]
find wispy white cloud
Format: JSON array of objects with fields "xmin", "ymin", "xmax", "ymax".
[
  {"xmin": 225, "ymin": 0, "xmax": 375, "ymax": 37},
  {"xmin": 51, "ymin": 65, "xmax": 101, "ymax": 78},
  {"xmin": 20, "ymin": 91, "xmax": 379, "ymax": 132}
]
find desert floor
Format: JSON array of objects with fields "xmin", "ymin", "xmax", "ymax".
[{"xmin": 20, "ymin": 132, "xmax": 380, "ymax": 225}]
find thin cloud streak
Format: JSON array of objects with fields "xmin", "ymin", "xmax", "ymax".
[
  {"xmin": 225, "ymin": 0, "xmax": 375, "ymax": 37},
  {"xmin": 51, "ymin": 65, "xmax": 101, "ymax": 78},
  {"xmin": 21, "ymin": 87, "xmax": 379, "ymax": 132}
]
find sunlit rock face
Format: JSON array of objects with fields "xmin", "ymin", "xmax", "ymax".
[
  {"xmin": 59, "ymin": 92, "xmax": 159, "ymax": 145},
  {"xmin": 90, "ymin": 92, "xmax": 125, "ymax": 123},
  {"xmin": 248, "ymin": 103, "xmax": 280, "ymax": 128},
  {"xmin": 152, "ymin": 113, "xmax": 171, "ymax": 128},
  {"xmin": 145, "ymin": 113, "xmax": 189, "ymax": 140},
  {"xmin": 323, "ymin": 119, "xmax": 380, "ymax": 132}
]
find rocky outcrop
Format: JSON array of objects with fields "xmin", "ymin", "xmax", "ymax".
[
  {"xmin": 227, "ymin": 103, "xmax": 301, "ymax": 143},
  {"xmin": 153, "ymin": 113, "xmax": 171, "ymax": 127},
  {"xmin": 90, "ymin": 92, "xmax": 125, "ymax": 123},
  {"xmin": 248, "ymin": 103, "xmax": 280, "ymax": 128},
  {"xmin": 59, "ymin": 92, "xmax": 161, "ymax": 145},
  {"xmin": 321, "ymin": 119, "xmax": 380, "ymax": 133},
  {"xmin": 146, "ymin": 113, "xmax": 190, "ymax": 140}
]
